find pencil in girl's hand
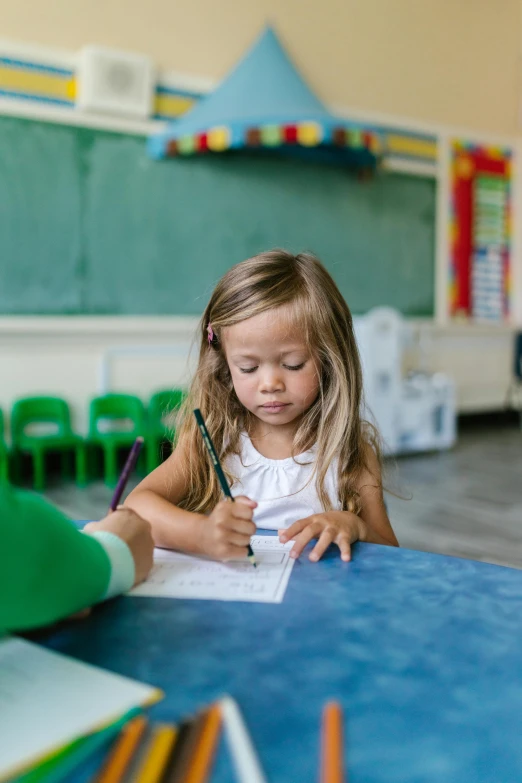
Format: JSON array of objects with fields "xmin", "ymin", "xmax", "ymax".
[
  {"xmin": 109, "ymin": 437, "xmax": 144, "ymax": 512},
  {"xmin": 193, "ymin": 409, "xmax": 257, "ymax": 567},
  {"xmin": 320, "ymin": 701, "xmax": 344, "ymax": 783}
]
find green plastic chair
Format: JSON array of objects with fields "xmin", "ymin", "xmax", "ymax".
[
  {"xmin": 88, "ymin": 394, "xmax": 147, "ymax": 487},
  {"xmin": 11, "ymin": 396, "xmax": 86, "ymax": 491},
  {"xmin": 146, "ymin": 389, "xmax": 185, "ymax": 473},
  {"xmin": 0, "ymin": 410, "xmax": 9, "ymax": 485}
]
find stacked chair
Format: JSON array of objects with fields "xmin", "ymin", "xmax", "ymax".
[{"xmin": 3, "ymin": 389, "xmax": 185, "ymax": 491}]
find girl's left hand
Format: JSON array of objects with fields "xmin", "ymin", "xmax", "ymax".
[{"xmin": 279, "ymin": 511, "xmax": 364, "ymax": 562}]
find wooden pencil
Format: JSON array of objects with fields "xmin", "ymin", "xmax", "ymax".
[
  {"xmin": 165, "ymin": 714, "xmax": 205, "ymax": 783},
  {"xmin": 183, "ymin": 704, "xmax": 222, "ymax": 783},
  {"xmin": 320, "ymin": 702, "xmax": 344, "ymax": 783},
  {"xmin": 130, "ymin": 724, "xmax": 178, "ymax": 783},
  {"xmin": 92, "ymin": 715, "xmax": 148, "ymax": 783},
  {"xmin": 161, "ymin": 719, "xmax": 191, "ymax": 781}
]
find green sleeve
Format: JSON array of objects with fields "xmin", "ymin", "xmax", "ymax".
[{"xmin": 0, "ymin": 487, "xmax": 111, "ymax": 633}]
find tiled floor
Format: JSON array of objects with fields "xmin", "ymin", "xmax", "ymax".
[{"xmin": 43, "ymin": 420, "xmax": 522, "ymax": 570}]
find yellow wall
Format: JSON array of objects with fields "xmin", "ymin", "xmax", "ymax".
[{"xmin": 3, "ymin": 0, "xmax": 521, "ymax": 135}]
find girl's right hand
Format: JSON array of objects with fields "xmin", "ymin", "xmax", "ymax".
[{"xmin": 202, "ymin": 496, "xmax": 257, "ymax": 561}]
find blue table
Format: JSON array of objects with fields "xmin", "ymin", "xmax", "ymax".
[{"xmin": 40, "ymin": 539, "xmax": 522, "ymax": 782}]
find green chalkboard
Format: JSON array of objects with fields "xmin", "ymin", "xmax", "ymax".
[{"xmin": 0, "ymin": 115, "xmax": 435, "ymax": 316}]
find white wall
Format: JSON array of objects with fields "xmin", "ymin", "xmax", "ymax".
[
  {"xmin": 0, "ymin": 317, "xmax": 514, "ymax": 441},
  {"xmin": 2, "ymin": 0, "xmax": 520, "ymax": 136},
  {"xmin": 1, "ymin": 318, "xmax": 197, "ymax": 437},
  {"xmin": 405, "ymin": 321, "xmax": 514, "ymax": 413}
]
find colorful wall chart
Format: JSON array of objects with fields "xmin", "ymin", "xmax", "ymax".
[{"xmin": 450, "ymin": 141, "xmax": 512, "ymax": 321}]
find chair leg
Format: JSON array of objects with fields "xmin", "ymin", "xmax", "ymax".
[
  {"xmin": 162, "ymin": 439, "xmax": 173, "ymax": 462},
  {"xmin": 33, "ymin": 450, "xmax": 45, "ymax": 492},
  {"xmin": 87, "ymin": 444, "xmax": 99, "ymax": 481},
  {"xmin": 11, "ymin": 450, "xmax": 21, "ymax": 484},
  {"xmin": 105, "ymin": 445, "xmax": 118, "ymax": 488},
  {"xmin": 76, "ymin": 444, "xmax": 87, "ymax": 488},
  {"xmin": 0, "ymin": 455, "xmax": 9, "ymax": 485},
  {"xmin": 61, "ymin": 450, "xmax": 72, "ymax": 481},
  {"xmin": 146, "ymin": 437, "xmax": 160, "ymax": 475}
]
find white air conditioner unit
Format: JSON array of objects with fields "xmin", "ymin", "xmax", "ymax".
[{"xmin": 77, "ymin": 45, "xmax": 155, "ymax": 119}]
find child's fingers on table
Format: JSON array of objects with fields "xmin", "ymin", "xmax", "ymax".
[
  {"xmin": 308, "ymin": 529, "xmax": 335, "ymax": 562},
  {"xmin": 289, "ymin": 521, "xmax": 323, "ymax": 559},
  {"xmin": 336, "ymin": 534, "xmax": 352, "ymax": 562},
  {"xmin": 279, "ymin": 517, "xmax": 312, "ymax": 543}
]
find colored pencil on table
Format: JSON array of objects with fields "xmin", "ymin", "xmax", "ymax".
[
  {"xmin": 130, "ymin": 724, "xmax": 178, "ymax": 783},
  {"xmin": 160, "ymin": 718, "xmax": 191, "ymax": 780},
  {"xmin": 193, "ymin": 409, "xmax": 257, "ymax": 567},
  {"xmin": 109, "ymin": 436, "xmax": 144, "ymax": 511},
  {"xmin": 320, "ymin": 701, "xmax": 344, "ymax": 783},
  {"xmin": 183, "ymin": 703, "xmax": 222, "ymax": 783},
  {"xmin": 93, "ymin": 715, "xmax": 148, "ymax": 783},
  {"xmin": 165, "ymin": 715, "xmax": 205, "ymax": 783},
  {"xmin": 221, "ymin": 696, "xmax": 267, "ymax": 783}
]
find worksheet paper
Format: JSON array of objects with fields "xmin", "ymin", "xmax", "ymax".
[
  {"xmin": 0, "ymin": 637, "xmax": 161, "ymax": 782},
  {"xmin": 130, "ymin": 536, "xmax": 295, "ymax": 603}
]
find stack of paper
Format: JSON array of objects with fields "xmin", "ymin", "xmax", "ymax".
[
  {"xmin": 131, "ymin": 535, "xmax": 295, "ymax": 604},
  {"xmin": 0, "ymin": 637, "xmax": 162, "ymax": 782}
]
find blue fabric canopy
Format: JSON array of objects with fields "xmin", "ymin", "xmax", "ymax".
[{"xmin": 148, "ymin": 27, "xmax": 381, "ymax": 167}]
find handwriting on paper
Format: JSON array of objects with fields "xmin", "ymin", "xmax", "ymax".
[{"xmin": 130, "ymin": 536, "xmax": 295, "ymax": 604}]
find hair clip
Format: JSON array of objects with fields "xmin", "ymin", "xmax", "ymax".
[{"xmin": 207, "ymin": 323, "xmax": 215, "ymax": 345}]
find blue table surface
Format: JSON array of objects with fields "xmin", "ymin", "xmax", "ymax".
[{"xmin": 37, "ymin": 535, "xmax": 522, "ymax": 783}]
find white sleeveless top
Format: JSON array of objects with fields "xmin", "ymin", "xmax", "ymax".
[{"xmin": 225, "ymin": 433, "xmax": 342, "ymax": 530}]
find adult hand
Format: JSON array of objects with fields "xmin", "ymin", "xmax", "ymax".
[{"xmin": 84, "ymin": 507, "xmax": 154, "ymax": 586}]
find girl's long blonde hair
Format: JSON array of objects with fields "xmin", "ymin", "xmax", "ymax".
[{"xmin": 176, "ymin": 249, "xmax": 380, "ymax": 514}]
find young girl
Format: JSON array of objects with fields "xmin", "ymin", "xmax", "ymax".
[{"xmin": 127, "ymin": 250, "xmax": 398, "ymax": 562}]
